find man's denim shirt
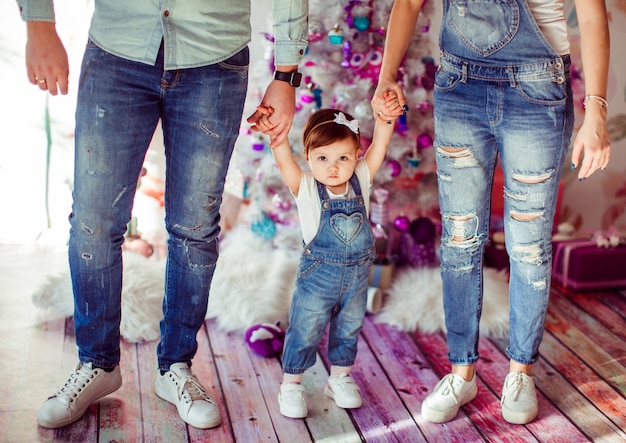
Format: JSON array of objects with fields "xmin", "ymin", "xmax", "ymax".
[{"xmin": 17, "ymin": 0, "xmax": 308, "ymax": 69}]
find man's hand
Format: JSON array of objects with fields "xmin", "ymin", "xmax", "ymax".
[
  {"xmin": 25, "ymin": 21, "xmax": 69, "ymax": 95},
  {"xmin": 247, "ymin": 79, "xmax": 296, "ymax": 148}
]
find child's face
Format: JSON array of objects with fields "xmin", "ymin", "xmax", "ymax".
[{"xmin": 306, "ymin": 137, "xmax": 359, "ymax": 194}]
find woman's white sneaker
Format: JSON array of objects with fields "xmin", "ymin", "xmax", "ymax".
[
  {"xmin": 501, "ymin": 372, "xmax": 538, "ymax": 424},
  {"xmin": 421, "ymin": 373, "xmax": 477, "ymax": 423}
]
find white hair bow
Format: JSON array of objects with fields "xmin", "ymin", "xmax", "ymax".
[{"xmin": 333, "ymin": 112, "xmax": 359, "ymax": 134}]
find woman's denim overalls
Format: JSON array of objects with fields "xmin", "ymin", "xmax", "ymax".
[
  {"xmin": 434, "ymin": 0, "xmax": 574, "ymax": 365},
  {"xmin": 282, "ymin": 174, "xmax": 375, "ymax": 374}
]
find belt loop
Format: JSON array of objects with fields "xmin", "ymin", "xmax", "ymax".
[
  {"xmin": 455, "ymin": 0, "xmax": 468, "ymax": 16},
  {"xmin": 507, "ymin": 67, "xmax": 516, "ymax": 88},
  {"xmin": 461, "ymin": 62, "xmax": 468, "ymax": 83}
]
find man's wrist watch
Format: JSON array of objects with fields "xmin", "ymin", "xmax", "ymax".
[{"xmin": 274, "ymin": 70, "xmax": 302, "ymax": 87}]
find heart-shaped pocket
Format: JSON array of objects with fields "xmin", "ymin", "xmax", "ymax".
[{"xmin": 330, "ymin": 213, "xmax": 364, "ymax": 244}]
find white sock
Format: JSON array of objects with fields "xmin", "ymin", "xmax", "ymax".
[
  {"xmin": 329, "ymin": 365, "xmax": 352, "ymax": 381},
  {"xmin": 282, "ymin": 373, "xmax": 303, "ymax": 385}
]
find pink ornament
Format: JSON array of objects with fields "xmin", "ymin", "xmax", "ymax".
[
  {"xmin": 387, "ymin": 159, "xmax": 402, "ymax": 177},
  {"xmin": 394, "ymin": 215, "xmax": 411, "ymax": 232},
  {"xmin": 417, "ymin": 101, "xmax": 433, "ymax": 112},
  {"xmin": 417, "ymin": 133, "xmax": 433, "ymax": 149},
  {"xmin": 300, "ymin": 93, "xmax": 315, "ymax": 104}
]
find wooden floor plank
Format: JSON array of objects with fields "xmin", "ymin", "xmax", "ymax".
[
  {"xmin": 206, "ymin": 319, "xmax": 280, "ymax": 442},
  {"xmin": 52, "ymin": 321, "xmax": 98, "ymax": 442},
  {"xmin": 415, "ymin": 331, "xmax": 544, "ymax": 443},
  {"xmin": 0, "ymin": 244, "xmax": 69, "ymax": 443},
  {"xmin": 136, "ymin": 339, "xmax": 189, "ymax": 442},
  {"xmin": 0, "ymin": 318, "xmax": 66, "ymax": 443},
  {"xmin": 363, "ymin": 317, "xmax": 485, "ymax": 442},
  {"xmin": 480, "ymin": 337, "xmax": 590, "ymax": 442},
  {"xmin": 301, "ymin": 355, "xmax": 362, "ymax": 442},
  {"xmin": 492, "ymin": 331, "xmax": 626, "ymax": 442},
  {"xmin": 2, "ymin": 243, "xmax": 626, "ymax": 442},
  {"xmin": 595, "ymin": 291, "xmax": 626, "ymax": 321},
  {"xmin": 315, "ymin": 321, "xmax": 422, "ymax": 442},
  {"xmin": 539, "ymin": 333, "xmax": 626, "ymax": 433},
  {"xmin": 190, "ymin": 322, "xmax": 237, "ymax": 442},
  {"xmin": 544, "ymin": 306, "xmax": 626, "ymax": 395},
  {"xmin": 549, "ymin": 289, "xmax": 626, "ymax": 366},
  {"xmin": 562, "ymin": 290, "xmax": 626, "ymax": 342},
  {"xmin": 97, "ymin": 339, "xmax": 142, "ymax": 442}
]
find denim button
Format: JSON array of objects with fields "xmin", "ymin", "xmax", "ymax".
[
  {"xmin": 556, "ymin": 77, "xmax": 564, "ymax": 84},
  {"xmin": 555, "ymin": 62, "xmax": 562, "ymax": 69},
  {"xmin": 323, "ymin": 201, "xmax": 330, "ymax": 209}
]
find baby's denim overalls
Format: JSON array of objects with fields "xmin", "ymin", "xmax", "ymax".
[
  {"xmin": 282, "ymin": 174, "xmax": 375, "ymax": 374},
  {"xmin": 434, "ymin": 0, "xmax": 574, "ymax": 365}
]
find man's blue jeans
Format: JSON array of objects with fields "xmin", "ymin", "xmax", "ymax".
[{"xmin": 69, "ymin": 41, "xmax": 248, "ymax": 371}]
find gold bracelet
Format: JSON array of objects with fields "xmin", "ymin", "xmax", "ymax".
[{"xmin": 583, "ymin": 95, "xmax": 608, "ymax": 111}]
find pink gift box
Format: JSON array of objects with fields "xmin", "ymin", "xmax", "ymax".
[{"xmin": 552, "ymin": 239, "xmax": 626, "ymax": 291}]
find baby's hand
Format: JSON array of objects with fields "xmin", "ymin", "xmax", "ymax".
[
  {"xmin": 250, "ymin": 106, "xmax": 275, "ymax": 132},
  {"xmin": 383, "ymin": 90, "xmax": 402, "ymax": 116},
  {"xmin": 257, "ymin": 114, "xmax": 274, "ymax": 133}
]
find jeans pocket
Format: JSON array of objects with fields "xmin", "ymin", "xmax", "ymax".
[
  {"xmin": 515, "ymin": 79, "xmax": 567, "ymax": 106},
  {"xmin": 217, "ymin": 46, "xmax": 249, "ymax": 71},
  {"xmin": 297, "ymin": 256, "xmax": 322, "ymax": 280},
  {"xmin": 434, "ymin": 66, "xmax": 462, "ymax": 93}
]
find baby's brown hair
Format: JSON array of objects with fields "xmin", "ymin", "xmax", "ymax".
[{"xmin": 302, "ymin": 109, "xmax": 361, "ymax": 155}]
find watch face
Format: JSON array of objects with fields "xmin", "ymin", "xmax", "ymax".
[{"xmin": 291, "ymin": 72, "xmax": 302, "ymax": 87}]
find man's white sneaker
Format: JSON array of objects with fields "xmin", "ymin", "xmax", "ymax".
[
  {"xmin": 324, "ymin": 374, "xmax": 362, "ymax": 409},
  {"xmin": 501, "ymin": 372, "xmax": 538, "ymax": 424},
  {"xmin": 421, "ymin": 373, "xmax": 477, "ymax": 423},
  {"xmin": 278, "ymin": 383, "xmax": 308, "ymax": 418},
  {"xmin": 37, "ymin": 362, "xmax": 122, "ymax": 429},
  {"xmin": 155, "ymin": 363, "xmax": 222, "ymax": 429}
]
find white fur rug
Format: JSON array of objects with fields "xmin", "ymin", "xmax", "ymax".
[
  {"xmin": 32, "ymin": 226, "xmax": 510, "ymax": 342},
  {"xmin": 375, "ymin": 267, "xmax": 510, "ymax": 338}
]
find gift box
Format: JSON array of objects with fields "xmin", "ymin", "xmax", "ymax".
[
  {"xmin": 484, "ymin": 243, "xmax": 510, "ymax": 271},
  {"xmin": 552, "ymin": 239, "xmax": 626, "ymax": 291},
  {"xmin": 369, "ymin": 259, "xmax": 396, "ymax": 290}
]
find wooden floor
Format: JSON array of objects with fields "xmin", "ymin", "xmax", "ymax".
[{"xmin": 1, "ymin": 244, "xmax": 625, "ymax": 442}]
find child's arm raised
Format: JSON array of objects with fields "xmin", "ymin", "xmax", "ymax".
[
  {"xmin": 365, "ymin": 92, "xmax": 399, "ymax": 179},
  {"xmin": 270, "ymin": 136, "xmax": 303, "ymax": 196},
  {"xmin": 364, "ymin": 120, "xmax": 394, "ymax": 180},
  {"xmin": 254, "ymin": 106, "xmax": 303, "ymax": 195}
]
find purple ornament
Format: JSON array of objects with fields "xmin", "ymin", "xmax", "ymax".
[
  {"xmin": 387, "ymin": 159, "xmax": 402, "ymax": 177},
  {"xmin": 394, "ymin": 215, "xmax": 411, "ymax": 232},
  {"xmin": 417, "ymin": 133, "xmax": 433, "ymax": 150},
  {"xmin": 396, "ymin": 113, "xmax": 409, "ymax": 135}
]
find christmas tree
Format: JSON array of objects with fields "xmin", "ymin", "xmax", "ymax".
[{"xmin": 223, "ymin": 0, "xmax": 440, "ymax": 267}]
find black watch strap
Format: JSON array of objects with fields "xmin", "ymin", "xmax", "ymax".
[{"xmin": 274, "ymin": 70, "xmax": 302, "ymax": 87}]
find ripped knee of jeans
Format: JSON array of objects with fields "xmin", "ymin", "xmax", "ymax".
[
  {"xmin": 444, "ymin": 213, "xmax": 480, "ymax": 248},
  {"xmin": 507, "ymin": 169, "xmax": 555, "ymax": 222},
  {"xmin": 437, "ymin": 145, "xmax": 479, "ymax": 168},
  {"xmin": 511, "ymin": 242, "xmax": 543, "ymax": 265}
]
